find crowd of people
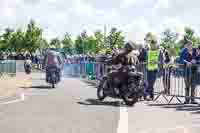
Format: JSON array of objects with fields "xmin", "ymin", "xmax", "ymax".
[
  {"xmin": 1, "ymin": 36, "xmax": 200, "ymax": 104},
  {"xmin": 64, "ymin": 37, "xmax": 200, "ymax": 104}
]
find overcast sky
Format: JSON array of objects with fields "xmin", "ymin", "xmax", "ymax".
[{"xmin": 0, "ymin": 0, "xmax": 200, "ymax": 43}]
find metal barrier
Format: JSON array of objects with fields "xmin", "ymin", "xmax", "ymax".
[
  {"xmin": 64, "ymin": 62, "xmax": 200, "ymax": 104},
  {"xmin": 153, "ymin": 64, "xmax": 200, "ymax": 103},
  {"xmin": 0, "ymin": 60, "xmax": 16, "ymax": 77},
  {"xmin": 64, "ymin": 62, "xmax": 106, "ymax": 80}
]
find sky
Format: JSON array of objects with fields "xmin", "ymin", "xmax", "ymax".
[{"xmin": 0, "ymin": 0, "xmax": 200, "ymax": 43}]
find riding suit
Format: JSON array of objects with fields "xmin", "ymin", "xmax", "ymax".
[
  {"xmin": 44, "ymin": 49, "xmax": 63, "ymax": 82},
  {"xmin": 24, "ymin": 54, "xmax": 32, "ymax": 70},
  {"xmin": 106, "ymin": 42, "xmax": 141, "ymax": 93}
]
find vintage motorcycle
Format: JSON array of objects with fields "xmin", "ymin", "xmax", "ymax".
[
  {"xmin": 24, "ymin": 59, "xmax": 32, "ymax": 74},
  {"xmin": 97, "ymin": 62, "xmax": 145, "ymax": 106},
  {"xmin": 46, "ymin": 66, "xmax": 61, "ymax": 88}
]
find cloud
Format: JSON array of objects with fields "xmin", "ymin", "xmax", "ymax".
[
  {"xmin": 71, "ymin": 0, "xmax": 95, "ymax": 17},
  {"xmin": 154, "ymin": 0, "xmax": 169, "ymax": 9},
  {"xmin": 0, "ymin": 0, "xmax": 200, "ymax": 44},
  {"xmin": 120, "ymin": 0, "xmax": 138, "ymax": 8},
  {"xmin": 121, "ymin": 17, "xmax": 152, "ymax": 42}
]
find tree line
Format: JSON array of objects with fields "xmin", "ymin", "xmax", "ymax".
[{"xmin": 0, "ymin": 20, "xmax": 200, "ymax": 56}]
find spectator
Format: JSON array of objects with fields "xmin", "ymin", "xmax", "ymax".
[
  {"xmin": 0, "ymin": 52, "xmax": 4, "ymax": 60},
  {"xmin": 137, "ymin": 45, "xmax": 147, "ymax": 74},
  {"xmin": 138, "ymin": 45, "xmax": 147, "ymax": 63},
  {"xmin": 196, "ymin": 45, "xmax": 200, "ymax": 64},
  {"xmin": 179, "ymin": 40, "xmax": 198, "ymax": 104},
  {"xmin": 196, "ymin": 46, "xmax": 200, "ymax": 85},
  {"xmin": 162, "ymin": 48, "xmax": 171, "ymax": 95},
  {"xmin": 145, "ymin": 36, "xmax": 161, "ymax": 101}
]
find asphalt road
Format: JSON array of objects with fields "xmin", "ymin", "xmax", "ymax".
[
  {"xmin": 0, "ymin": 67, "xmax": 200, "ymax": 132},
  {"xmin": 0, "ymin": 72, "xmax": 120, "ymax": 133}
]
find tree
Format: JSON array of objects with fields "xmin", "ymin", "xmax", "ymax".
[
  {"xmin": 179, "ymin": 26, "xmax": 196, "ymax": 48},
  {"xmin": 74, "ymin": 35, "xmax": 84, "ymax": 54},
  {"xmin": 160, "ymin": 29, "xmax": 179, "ymax": 56},
  {"xmin": 37, "ymin": 38, "xmax": 49, "ymax": 56},
  {"xmin": 74, "ymin": 30, "xmax": 89, "ymax": 54},
  {"xmin": 107, "ymin": 27, "xmax": 125, "ymax": 49},
  {"xmin": 184, "ymin": 27, "xmax": 194, "ymax": 41},
  {"xmin": 193, "ymin": 36, "xmax": 200, "ymax": 47},
  {"xmin": 62, "ymin": 32, "xmax": 73, "ymax": 55},
  {"xmin": 50, "ymin": 38, "xmax": 61, "ymax": 49},
  {"xmin": 86, "ymin": 36, "xmax": 97, "ymax": 54},
  {"xmin": 94, "ymin": 30, "xmax": 104, "ymax": 53},
  {"xmin": 24, "ymin": 20, "xmax": 43, "ymax": 54},
  {"xmin": 160, "ymin": 29, "xmax": 177, "ymax": 48},
  {"xmin": 9, "ymin": 28, "xmax": 25, "ymax": 53},
  {"xmin": 0, "ymin": 28, "xmax": 14, "ymax": 52}
]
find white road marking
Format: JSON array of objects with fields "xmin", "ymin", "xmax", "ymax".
[
  {"xmin": 139, "ymin": 125, "xmax": 198, "ymax": 133},
  {"xmin": 21, "ymin": 93, "xmax": 25, "ymax": 101},
  {"xmin": 0, "ymin": 95, "xmax": 16, "ymax": 99},
  {"xmin": 0, "ymin": 99, "xmax": 23, "ymax": 105},
  {"xmin": 0, "ymin": 93, "xmax": 25, "ymax": 105},
  {"xmin": 117, "ymin": 106, "xmax": 128, "ymax": 133}
]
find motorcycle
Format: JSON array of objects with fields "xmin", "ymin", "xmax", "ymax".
[
  {"xmin": 46, "ymin": 66, "xmax": 60, "ymax": 88},
  {"xmin": 97, "ymin": 64, "xmax": 145, "ymax": 106},
  {"xmin": 24, "ymin": 59, "xmax": 32, "ymax": 74}
]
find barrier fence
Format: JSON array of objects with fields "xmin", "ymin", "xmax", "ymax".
[
  {"xmin": 0, "ymin": 60, "xmax": 16, "ymax": 77},
  {"xmin": 64, "ymin": 62, "xmax": 200, "ymax": 104}
]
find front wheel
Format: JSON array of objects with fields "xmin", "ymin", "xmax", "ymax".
[
  {"xmin": 52, "ymin": 83, "xmax": 55, "ymax": 88},
  {"xmin": 122, "ymin": 86, "xmax": 138, "ymax": 106},
  {"xmin": 50, "ymin": 73, "xmax": 56, "ymax": 88},
  {"xmin": 123, "ymin": 94, "xmax": 138, "ymax": 106},
  {"xmin": 97, "ymin": 78, "xmax": 107, "ymax": 101}
]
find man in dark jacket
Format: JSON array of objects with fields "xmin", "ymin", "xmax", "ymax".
[
  {"xmin": 44, "ymin": 46, "xmax": 63, "ymax": 82},
  {"xmin": 138, "ymin": 45, "xmax": 147, "ymax": 63},
  {"xmin": 179, "ymin": 40, "xmax": 198, "ymax": 104},
  {"xmin": 106, "ymin": 41, "xmax": 140, "ymax": 91},
  {"xmin": 162, "ymin": 48, "xmax": 171, "ymax": 95}
]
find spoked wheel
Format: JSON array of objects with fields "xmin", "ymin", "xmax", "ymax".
[
  {"xmin": 123, "ymin": 93, "xmax": 138, "ymax": 106},
  {"xmin": 97, "ymin": 78, "xmax": 107, "ymax": 101},
  {"xmin": 122, "ymin": 85, "xmax": 138, "ymax": 106}
]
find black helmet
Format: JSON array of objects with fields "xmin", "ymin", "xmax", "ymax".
[
  {"xmin": 49, "ymin": 45, "xmax": 56, "ymax": 51},
  {"xmin": 26, "ymin": 53, "xmax": 31, "ymax": 59},
  {"xmin": 124, "ymin": 41, "xmax": 135, "ymax": 52}
]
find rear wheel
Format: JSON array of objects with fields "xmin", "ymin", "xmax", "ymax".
[
  {"xmin": 51, "ymin": 73, "xmax": 56, "ymax": 89},
  {"xmin": 97, "ymin": 78, "xmax": 107, "ymax": 101},
  {"xmin": 52, "ymin": 83, "xmax": 55, "ymax": 88}
]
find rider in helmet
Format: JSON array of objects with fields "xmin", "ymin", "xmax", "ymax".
[
  {"xmin": 24, "ymin": 53, "xmax": 32, "ymax": 71},
  {"xmin": 109, "ymin": 41, "xmax": 137, "ymax": 67},
  {"xmin": 106, "ymin": 41, "xmax": 140, "ymax": 91},
  {"xmin": 44, "ymin": 45, "xmax": 63, "ymax": 82}
]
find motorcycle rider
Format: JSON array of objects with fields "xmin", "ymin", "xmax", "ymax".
[
  {"xmin": 108, "ymin": 41, "xmax": 138, "ymax": 70},
  {"xmin": 44, "ymin": 45, "xmax": 64, "ymax": 83},
  {"xmin": 106, "ymin": 41, "xmax": 141, "ymax": 92},
  {"xmin": 24, "ymin": 53, "xmax": 32, "ymax": 71}
]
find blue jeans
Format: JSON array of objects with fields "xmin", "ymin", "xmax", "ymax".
[{"xmin": 145, "ymin": 70, "xmax": 157, "ymax": 98}]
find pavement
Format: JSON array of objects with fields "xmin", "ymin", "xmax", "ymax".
[
  {"xmin": 0, "ymin": 62, "xmax": 200, "ymax": 133},
  {"xmin": 0, "ymin": 61, "xmax": 32, "ymax": 97}
]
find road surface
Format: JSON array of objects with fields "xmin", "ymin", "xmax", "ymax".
[{"xmin": 0, "ymin": 71, "xmax": 200, "ymax": 132}]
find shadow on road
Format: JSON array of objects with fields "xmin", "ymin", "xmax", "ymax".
[
  {"xmin": 31, "ymin": 78, "xmax": 46, "ymax": 80},
  {"xmin": 77, "ymin": 98, "xmax": 124, "ymax": 107},
  {"xmin": 23, "ymin": 85, "xmax": 52, "ymax": 89},
  {"xmin": 148, "ymin": 103, "xmax": 200, "ymax": 114},
  {"xmin": 81, "ymin": 79, "xmax": 98, "ymax": 87}
]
